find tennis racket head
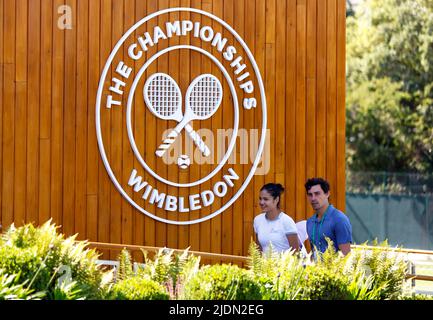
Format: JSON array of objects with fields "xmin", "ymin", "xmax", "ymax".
[
  {"xmin": 143, "ymin": 73, "xmax": 182, "ymax": 121},
  {"xmin": 185, "ymin": 74, "xmax": 223, "ymax": 120}
]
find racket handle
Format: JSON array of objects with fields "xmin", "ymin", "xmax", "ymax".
[
  {"xmin": 155, "ymin": 130, "xmax": 178, "ymax": 157},
  {"xmin": 185, "ymin": 124, "xmax": 211, "ymax": 157}
]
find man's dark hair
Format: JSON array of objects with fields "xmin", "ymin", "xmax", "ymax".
[{"xmin": 304, "ymin": 178, "xmax": 330, "ymax": 194}]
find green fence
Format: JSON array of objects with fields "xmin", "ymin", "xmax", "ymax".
[{"xmin": 346, "ymin": 193, "xmax": 433, "ymax": 250}]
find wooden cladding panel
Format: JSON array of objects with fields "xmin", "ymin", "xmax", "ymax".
[{"xmin": 0, "ymin": 0, "xmax": 346, "ymax": 258}]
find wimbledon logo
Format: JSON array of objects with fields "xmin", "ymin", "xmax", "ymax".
[{"xmin": 96, "ymin": 8, "xmax": 267, "ymax": 225}]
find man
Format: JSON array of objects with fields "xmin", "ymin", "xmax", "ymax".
[{"xmin": 305, "ymin": 178, "xmax": 352, "ymax": 257}]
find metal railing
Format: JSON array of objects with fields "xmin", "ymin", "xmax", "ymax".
[{"xmin": 351, "ymin": 244, "xmax": 433, "ymax": 283}]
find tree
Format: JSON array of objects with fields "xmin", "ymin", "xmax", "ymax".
[{"xmin": 346, "ymin": 0, "xmax": 433, "ymax": 173}]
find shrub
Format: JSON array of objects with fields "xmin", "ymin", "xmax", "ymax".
[
  {"xmin": 0, "ymin": 221, "xmax": 109, "ymax": 299},
  {"xmin": 308, "ymin": 239, "xmax": 408, "ymax": 300},
  {"xmin": 345, "ymin": 240, "xmax": 408, "ymax": 299},
  {"xmin": 247, "ymin": 242, "xmax": 306, "ymax": 300},
  {"xmin": 398, "ymin": 293, "xmax": 433, "ymax": 300},
  {"xmin": 301, "ymin": 266, "xmax": 352, "ymax": 300},
  {"xmin": 183, "ymin": 264, "xmax": 262, "ymax": 300},
  {"xmin": 117, "ymin": 248, "xmax": 134, "ymax": 281},
  {"xmin": 110, "ymin": 276, "xmax": 169, "ymax": 300},
  {"xmin": 135, "ymin": 248, "xmax": 200, "ymax": 299},
  {"xmin": 50, "ymin": 280, "xmax": 84, "ymax": 300},
  {"xmin": 0, "ymin": 270, "xmax": 44, "ymax": 300}
]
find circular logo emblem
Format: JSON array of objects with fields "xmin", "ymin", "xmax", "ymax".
[{"xmin": 96, "ymin": 8, "xmax": 267, "ymax": 225}]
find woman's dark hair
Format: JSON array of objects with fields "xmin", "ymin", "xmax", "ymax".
[
  {"xmin": 260, "ymin": 183, "xmax": 284, "ymax": 208},
  {"xmin": 304, "ymin": 177, "xmax": 330, "ymax": 194}
]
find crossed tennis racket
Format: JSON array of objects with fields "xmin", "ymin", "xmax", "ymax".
[{"xmin": 143, "ymin": 73, "xmax": 223, "ymax": 158}]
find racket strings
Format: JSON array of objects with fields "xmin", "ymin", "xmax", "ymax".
[
  {"xmin": 189, "ymin": 77, "xmax": 222, "ymax": 117},
  {"xmin": 146, "ymin": 75, "xmax": 181, "ymax": 117}
]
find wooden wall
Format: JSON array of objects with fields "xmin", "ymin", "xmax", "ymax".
[{"xmin": 0, "ymin": 0, "xmax": 346, "ymax": 258}]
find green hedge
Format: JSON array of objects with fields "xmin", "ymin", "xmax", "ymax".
[
  {"xmin": 183, "ymin": 264, "xmax": 262, "ymax": 300},
  {"xmin": 0, "ymin": 222, "xmax": 423, "ymax": 300},
  {"xmin": 0, "ymin": 221, "xmax": 108, "ymax": 299},
  {"xmin": 109, "ymin": 276, "xmax": 169, "ymax": 300}
]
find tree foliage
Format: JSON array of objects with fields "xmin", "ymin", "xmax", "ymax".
[{"xmin": 346, "ymin": 0, "xmax": 433, "ymax": 173}]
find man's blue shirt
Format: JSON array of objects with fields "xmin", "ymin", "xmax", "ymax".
[{"xmin": 306, "ymin": 205, "xmax": 352, "ymax": 253}]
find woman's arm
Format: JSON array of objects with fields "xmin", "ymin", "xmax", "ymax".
[
  {"xmin": 287, "ymin": 234, "xmax": 300, "ymax": 252},
  {"xmin": 254, "ymin": 233, "xmax": 263, "ymax": 252}
]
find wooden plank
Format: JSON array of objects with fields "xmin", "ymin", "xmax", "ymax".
[
  {"xmin": 132, "ymin": 3, "xmax": 146, "ymax": 255},
  {"xmin": 9, "ymin": 0, "xmax": 25, "ymax": 224},
  {"xmin": 139, "ymin": 0, "xmax": 156, "ymax": 254},
  {"xmin": 75, "ymin": 0, "xmax": 89, "ymax": 239},
  {"xmin": 167, "ymin": 0, "xmax": 180, "ymax": 250},
  {"xmin": 209, "ymin": 0, "xmax": 222, "ymax": 260},
  {"xmin": 306, "ymin": 0, "xmax": 317, "ymax": 79},
  {"xmin": 51, "ymin": 0, "xmax": 65, "ymax": 229},
  {"xmin": 152, "ymin": 0, "xmax": 169, "ymax": 249},
  {"xmin": 242, "ymin": 0, "xmax": 256, "ymax": 254},
  {"xmin": 295, "ymin": 0, "xmax": 306, "ymax": 221},
  {"xmin": 177, "ymin": 0, "xmax": 191, "ymax": 250},
  {"xmin": 219, "ymin": 0, "xmax": 233, "ymax": 258},
  {"xmin": 98, "ymin": 0, "xmax": 112, "ymax": 258},
  {"xmin": 14, "ymin": 82, "xmax": 27, "ymax": 227},
  {"xmin": 265, "ymin": 0, "xmax": 276, "ymax": 45},
  {"xmin": 275, "ymin": 0, "xmax": 287, "ymax": 223},
  {"xmin": 188, "ymin": 0, "xmax": 201, "ymax": 253},
  {"xmin": 326, "ymin": 0, "xmax": 337, "ymax": 204},
  {"xmin": 198, "ymin": 0, "xmax": 212, "ymax": 259},
  {"xmin": 232, "ymin": 0, "xmax": 245, "ymax": 257},
  {"xmin": 264, "ymin": 0, "xmax": 275, "ymax": 187},
  {"xmin": 0, "ymin": 65, "xmax": 3, "ymax": 226},
  {"xmin": 285, "ymin": 0, "xmax": 297, "ymax": 218},
  {"xmin": 305, "ymin": 0, "xmax": 317, "ymax": 209},
  {"xmin": 199, "ymin": 0, "xmax": 214, "ymax": 258},
  {"xmin": 197, "ymin": 1, "xmax": 212, "ymax": 255},
  {"xmin": 3, "ymin": 0, "xmax": 15, "ymax": 64},
  {"xmin": 208, "ymin": 0, "xmax": 224, "ymax": 258},
  {"xmin": 27, "ymin": 0, "xmax": 41, "ymax": 226},
  {"xmin": 0, "ymin": 0, "xmax": 3, "ymax": 65},
  {"xmin": 2, "ymin": 65, "xmax": 15, "ymax": 229},
  {"xmin": 62, "ymin": 0, "xmax": 77, "ymax": 236},
  {"xmin": 40, "ymin": 0, "xmax": 53, "ymax": 140},
  {"xmin": 15, "ymin": 0, "xmax": 27, "ymax": 82},
  {"xmin": 87, "ymin": 0, "xmax": 100, "ymax": 197},
  {"xmin": 336, "ymin": 0, "xmax": 346, "ymax": 211},
  {"xmin": 87, "ymin": 194, "xmax": 98, "ymax": 242},
  {"xmin": 2, "ymin": 3, "xmax": 16, "ymax": 229},
  {"xmin": 306, "ymin": 76, "xmax": 317, "ymax": 178},
  {"xmin": 86, "ymin": 0, "xmax": 100, "ymax": 242},
  {"xmin": 0, "ymin": 0, "xmax": 3, "ymax": 225},
  {"xmin": 253, "ymin": 0, "xmax": 265, "ymax": 244},
  {"xmin": 121, "ymin": 0, "xmax": 135, "ymax": 246},
  {"xmin": 316, "ymin": 0, "xmax": 327, "ymax": 181},
  {"xmin": 39, "ymin": 0, "xmax": 53, "ymax": 225},
  {"xmin": 39, "ymin": 139, "xmax": 51, "ymax": 224},
  {"xmin": 275, "ymin": 0, "xmax": 286, "ymax": 178},
  {"xmin": 108, "ymin": 0, "xmax": 123, "ymax": 258}
]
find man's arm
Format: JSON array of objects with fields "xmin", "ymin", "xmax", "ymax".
[
  {"xmin": 335, "ymin": 214, "xmax": 353, "ymax": 256},
  {"xmin": 338, "ymin": 243, "xmax": 351, "ymax": 256}
]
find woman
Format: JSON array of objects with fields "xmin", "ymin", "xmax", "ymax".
[{"xmin": 253, "ymin": 183, "xmax": 300, "ymax": 253}]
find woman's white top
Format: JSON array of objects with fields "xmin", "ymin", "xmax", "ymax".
[{"xmin": 253, "ymin": 212, "xmax": 298, "ymax": 253}]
